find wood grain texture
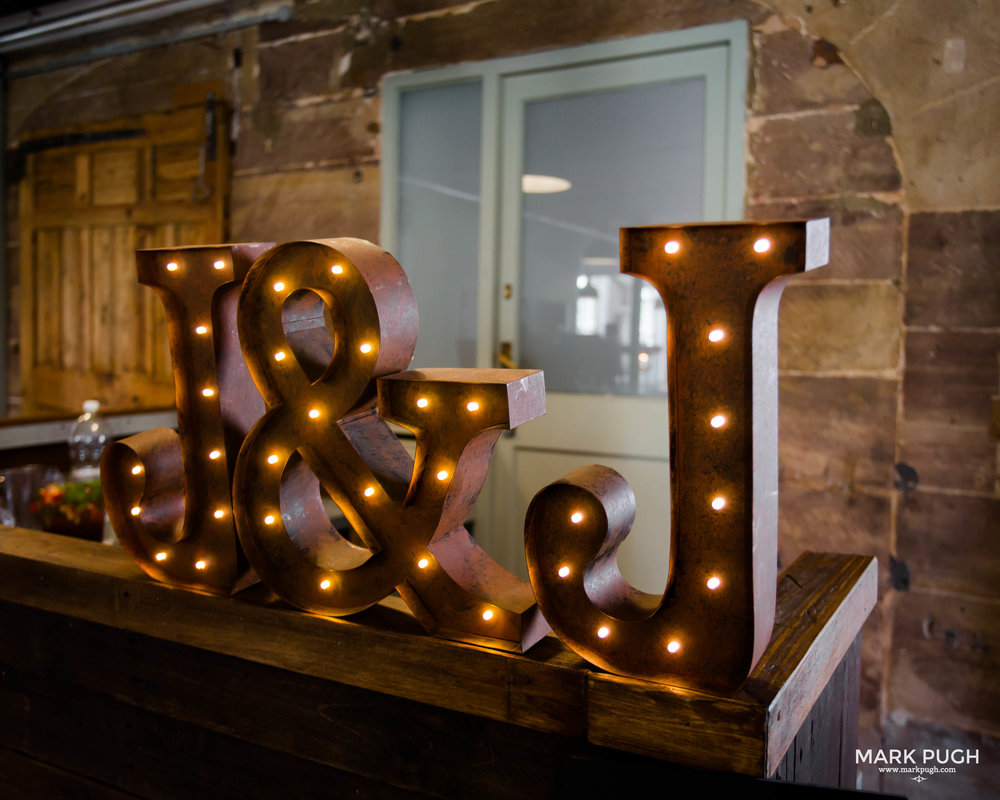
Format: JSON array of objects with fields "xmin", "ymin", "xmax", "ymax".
[
  {"xmin": 18, "ymin": 100, "xmax": 228, "ymax": 415},
  {"xmin": 0, "ymin": 529, "xmax": 875, "ymax": 778}
]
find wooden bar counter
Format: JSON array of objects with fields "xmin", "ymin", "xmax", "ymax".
[{"xmin": 0, "ymin": 528, "xmax": 877, "ymax": 797}]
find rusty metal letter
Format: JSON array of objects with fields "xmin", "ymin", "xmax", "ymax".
[
  {"xmin": 233, "ymin": 239, "xmax": 548, "ymax": 651},
  {"xmin": 524, "ymin": 220, "xmax": 829, "ymax": 690},
  {"xmin": 102, "ymin": 243, "xmax": 272, "ymax": 592}
]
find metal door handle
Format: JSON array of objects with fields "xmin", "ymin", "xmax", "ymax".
[{"xmin": 498, "ymin": 341, "xmax": 518, "ymax": 369}]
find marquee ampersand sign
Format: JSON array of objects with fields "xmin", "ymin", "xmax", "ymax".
[
  {"xmin": 524, "ymin": 220, "xmax": 829, "ymax": 690},
  {"xmin": 233, "ymin": 239, "xmax": 549, "ymax": 651},
  {"xmin": 102, "ymin": 243, "xmax": 272, "ymax": 592}
]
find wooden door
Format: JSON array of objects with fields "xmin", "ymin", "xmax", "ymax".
[{"xmin": 19, "ymin": 92, "xmax": 229, "ymax": 414}]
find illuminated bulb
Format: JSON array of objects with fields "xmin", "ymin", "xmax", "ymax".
[
  {"xmin": 202, "ymin": 387, "xmax": 215, "ymax": 397},
  {"xmin": 466, "ymin": 401, "xmax": 480, "ymax": 412},
  {"xmin": 597, "ymin": 626, "xmax": 610, "ymax": 639},
  {"xmin": 570, "ymin": 511, "xmax": 583, "ymax": 524},
  {"xmin": 707, "ymin": 576, "xmax": 722, "ymax": 591},
  {"xmin": 130, "ymin": 506, "xmax": 141, "ymax": 516},
  {"xmin": 667, "ymin": 640, "xmax": 682, "ymax": 654},
  {"xmin": 710, "ymin": 415, "xmax": 726, "ymax": 428},
  {"xmin": 712, "ymin": 496, "xmax": 727, "ymax": 511},
  {"xmin": 436, "ymin": 469, "xmax": 449, "ymax": 481},
  {"xmin": 416, "ymin": 398, "xmax": 429, "ymax": 408},
  {"xmin": 208, "ymin": 449, "xmax": 221, "ymax": 460},
  {"xmin": 267, "ymin": 454, "xmax": 279, "ymax": 465},
  {"xmin": 417, "ymin": 557, "xmax": 429, "ymax": 569},
  {"xmin": 273, "ymin": 281, "xmax": 285, "ymax": 292},
  {"xmin": 364, "ymin": 486, "xmax": 375, "ymax": 498},
  {"xmin": 320, "ymin": 579, "xmax": 331, "ymax": 590},
  {"xmin": 359, "ymin": 342, "xmax": 373, "ymax": 354},
  {"xmin": 154, "ymin": 551, "xmax": 167, "ymax": 562},
  {"xmin": 195, "ymin": 560, "xmax": 207, "ymax": 570},
  {"xmin": 664, "ymin": 240, "xmax": 680, "ymax": 254},
  {"xmin": 213, "ymin": 508, "xmax": 225, "ymax": 519},
  {"xmin": 308, "ymin": 408, "xmax": 320, "ymax": 419},
  {"xmin": 482, "ymin": 609, "xmax": 494, "ymax": 621},
  {"xmin": 213, "ymin": 260, "xmax": 225, "ymax": 270},
  {"xmin": 753, "ymin": 237, "xmax": 771, "ymax": 254},
  {"xmin": 264, "ymin": 514, "xmax": 275, "ymax": 525},
  {"xmin": 274, "ymin": 351, "xmax": 286, "ymax": 361},
  {"xmin": 331, "ymin": 264, "xmax": 343, "ymax": 275},
  {"xmin": 708, "ymin": 328, "xmax": 725, "ymax": 343},
  {"xmin": 195, "ymin": 325, "xmax": 208, "ymax": 335},
  {"xmin": 557, "ymin": 565, "xmax": 571, "ymax": 578},
  {"xmin": 131, "ymin": 465, "xmax": 143, "ymax": 475},
  {"xmin": 166, "ymin": 262, "xmax": 178, "ymax": 271}
]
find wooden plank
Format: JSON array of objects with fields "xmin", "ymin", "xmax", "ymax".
[
  {"xmin": 28, "ymin": 365, "xmax": 175, "ymax": 412},
  {"xmin": 90, "ymin": 226, "xmax": 114, "ymax": 375},
  {"xmin": 0, "ymin": 665, "xmax": 426, "ymax": 800},
  {"xmin": 773, "ymin": 644, "xmax": 858, "ymax": 784},
  {"xmin": 59, "ymin": 227, "xmax": 80, "ymax": 372},
  {"xmin": 143, "ymin": 105, "xmax": 203, "ymax": 145},
  {"xmin": 32, "ymin": 229, "xmax": 55, "ymax": 371},
  {"xmin": 79, "ymin": 226, "xmax": 93, "ymax": 373},
  {"xmin": 74, "ymin": 152, "xmax": 91, "ymax": 206},
  {"xmin": 18, "ymin": 104, "xmax": 226, "ymax": 414},
  {"xmin": 18, "ymin": 157, "xmax": 36, "ymax": 410},
  {"xmin": 588, "ymin": 674, "xmax": 765, "ymax": 773},
  {"xmin": 0, "ymin": 529, "xmax": 875, "ymax": 777},
  {"xmin": 112, "ymin": 224, "xmax": 137, "ymax": 375},
  {"xmin": 32, "ymin": 203, "xmax": 215, "ymax": 228},
  {"xmin": 0, "ymin": 748, "xmax": 138, "ymax": 800},
  {"xmin": 172, "ymin": 79, "xmax": 225, "ymax": 109},
  {"xmin": 0, "ymin": 604, "xmax": 572, "ymax": 799},
  {"xmin": 91, "ymin": 147, "xmax": 140, "ymax": 206},
  {"xmin": 743, "ymin": 552, "xmax": 877, "ymax": 776},
  {"xmin": 32, "ymin": 152, "xmax": 76, "ymax": 211}
]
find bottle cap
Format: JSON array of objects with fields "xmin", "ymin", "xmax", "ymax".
[{"xmin": 83, "ymin": 399, "xmax": 100, "ymax": 413}]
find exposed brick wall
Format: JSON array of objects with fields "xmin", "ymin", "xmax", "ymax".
[{"xmin": 4, "ymin": 1, "xmax": 998, "ymax": 796}]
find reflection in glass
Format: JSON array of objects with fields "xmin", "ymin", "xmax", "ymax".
[
  {"xmin": 398, "ymin": 81, "xmax": 483, "ymax": 369},
  {"xmin": 518, "ymin": 78, "xmax": 706, "ymax": 397}
]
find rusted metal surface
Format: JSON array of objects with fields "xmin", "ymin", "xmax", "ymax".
[
  {"xmin": 101, "ymin": 243, "xmax": 273, "ymax": 593},
  {"xmin": 232, "ymin": 239, "xmax": 548, "ymax": 651},
  {"xmin": 525, "ymin": 220, "xmax": 830, "ymax": 691}
]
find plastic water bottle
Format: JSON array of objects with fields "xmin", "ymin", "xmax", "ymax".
[{"xmin": 68, "ymin": 399, "xmax": 111, "ymax": 481}]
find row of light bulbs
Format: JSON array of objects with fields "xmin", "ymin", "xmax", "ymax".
[
  {"xmin": 555, "ymin": 237, "xmax": 759, "ymax": 655},
  {"xmin": 153, "ymin": 251, "xmax": 745, "ymax": 640}
]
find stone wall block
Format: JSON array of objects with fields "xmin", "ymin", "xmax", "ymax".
[
  {"xmin": 258, "ymin": 32, "xmax": 352, "ymax": 102},
  {"xmin": 382, "ymin": 0, "xmax": 768, "ymax": 73},
  {"xmin": 889, "ymin": 590, "xmax": 1000, "ymax": 739},
  {"xmin": 780, "ymin": 375, "xmax": 897, "ymax": 491},
  {"xmin": 880, "ymin": 717, "xmax": 1000, "ymax": 800},
  {"xmin": 778, "ymin": 283, "xmax": 901, "ymax": 372},
  {"xmin": 231, "ymin": 166, "xmax": 379, "ymax": 243},
  {"xmin": 907, "ymin": 211, "xmax": 1000, "ymax": 330},
  {"xmin": 897, "ymin": 493, "xmax": 1000, "ymax": 599},
  {"xmin": 235, "ymin": 97, "xmax": 380, "ymax": 174},
  {"xmin": 754, "ymin": 28, "xmax": 872, "ymax": 115},
  {"xmin": 778, "ymin": 484, "xmax": 891, "ymax": 595},
  {"xmin": 747, "ymin": 195, "xmax": 902, "ymax": 280},
  {"xmin": 750, "ymin": 110, "xmax": 901, "ymax": 200}
]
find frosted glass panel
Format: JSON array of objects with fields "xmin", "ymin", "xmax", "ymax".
[
  {"xmin": 398, "ymin": 82, "xmax": 482, "ymax": 368},
  {"xmin": 519, "ymin": 78, "xmax": 705, "ymax": 396}
]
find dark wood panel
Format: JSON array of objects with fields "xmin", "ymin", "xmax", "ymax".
[{"xmin": 0, "ymin": 529, "xmax": 876, "ymax": 785}]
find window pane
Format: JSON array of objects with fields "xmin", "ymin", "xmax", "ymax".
[
  {"xmin": 398, "ymin": 81, "xmax": 482, "ymax": 369},
  {"xmin": 519, "ymin": 77, "xmax": 705, "ymax": 396}
]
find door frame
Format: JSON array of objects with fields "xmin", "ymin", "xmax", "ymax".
[
  {"xmin": 379, "ymin": 21, "xmax": 748, "ymax": 571},
  {"xmin": 380, "ymin": 21, "xmax": 749, "ymax": 358}
]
